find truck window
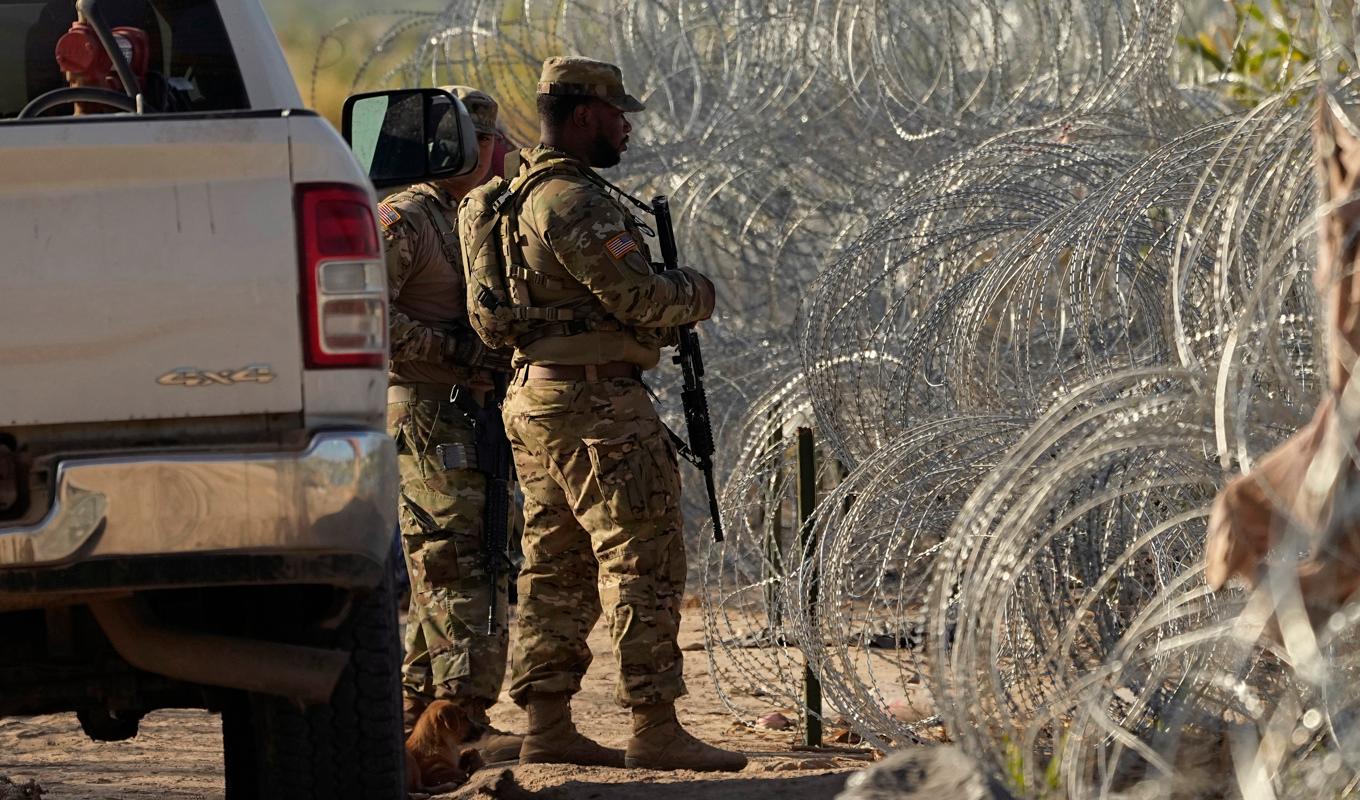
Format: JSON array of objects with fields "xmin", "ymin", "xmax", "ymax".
[{"xmin": 2, "ymin": 0, "xmax": 249, "ymax": 119}]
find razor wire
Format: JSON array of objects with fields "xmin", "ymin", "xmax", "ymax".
[{"xmin": 318, "ymin": 1, "xmax": 1360, "ymax": 795}]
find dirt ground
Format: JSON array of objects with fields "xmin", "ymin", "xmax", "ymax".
[{"xmin": 0, "ymin": 608, "xmax": 867, "ymax": 800}]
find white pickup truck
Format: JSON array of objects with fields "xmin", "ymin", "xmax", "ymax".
[{"xmin": 0, "ymin": 0, "xmax": 477, "ymax": 796}]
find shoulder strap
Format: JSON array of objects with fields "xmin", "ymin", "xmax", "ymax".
[
  {"xmin": 388, "ymin": 190, "xmax": 460, "ymax": 266},
  {"xmin": 498, "ymin": 165, "xmax": 582, "ymax": 297},
  {"xmin": 495, "ymin": 159, "xmax": 582, "ymax": 215},
  {"xmin": 426, "ymin": 204, "xmax": 461, "ymax": 267},
  {"xmin": 513, "ymin": 160, "xmax": 655, "ymax": 240},
  {"xmin": 473, "ymin": 157, "xmax": 579, "ymax": 284},
  {"xmin": 418, "ymin": 194, "xmax": 461, "ymax": 267}
]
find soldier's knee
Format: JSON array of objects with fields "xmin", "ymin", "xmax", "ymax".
[{"xmin": 598, "ymin": 525, "xmax": 681, "ymax": 576}]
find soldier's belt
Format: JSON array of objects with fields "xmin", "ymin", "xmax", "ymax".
[
  {"xmin": 387, "ymin": 383, "xmax": 456, "ymax": 403},
  {"xmin": 517, "ymin": 362, "xmax": 641, "ymax": 383},
  {"xmin": 388, "ymin": 382, "xmax": 489, "ymax": 407}
]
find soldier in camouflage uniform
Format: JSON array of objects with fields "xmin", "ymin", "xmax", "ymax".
[
  {"xmin": 484, "ymin": 57, "xmax": 746, "ymax": 772},
  {"xmin": 381, "ymin": 85, "xmax": 518, "ymax": 751}
]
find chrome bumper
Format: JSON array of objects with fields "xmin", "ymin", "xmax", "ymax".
[{"xmin": 0, "ymin": 431, "xmax": 396, "ymax": 569}]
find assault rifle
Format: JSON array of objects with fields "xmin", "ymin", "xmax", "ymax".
[
  {"xmin": 476, "ymin": 374, "xmax": 516, "ymax": 634},
  {"xmin": 651, "ymin": 195, "xmax": 724, "ymax": 543}
]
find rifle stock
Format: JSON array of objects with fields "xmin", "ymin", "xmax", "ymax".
[{"xmin": 652, "ymin": 195, "xmax": 725, "ymax": 543}]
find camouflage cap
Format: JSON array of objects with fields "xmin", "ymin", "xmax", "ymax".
[
  {"xmin": 537, "ymin": 56, "xmax": 645, "ymax": 113},
  {"xmin": 440, "ymin": 85, "xmax": 499, "ymax": 136}
]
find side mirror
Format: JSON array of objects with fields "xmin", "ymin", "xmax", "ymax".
[{"xmin": 342, "ymin": 88, "xmax": 479, "ymax": 189}]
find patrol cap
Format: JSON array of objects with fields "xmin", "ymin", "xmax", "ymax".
[
  {"xmin": 440, "ymin": 85, "xmax": 499, "ymax": 136},
  {"xmin": 536, "ymin": 56, "xmax": 645, "ymax": 113}
]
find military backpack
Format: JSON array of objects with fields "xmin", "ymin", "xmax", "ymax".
[{"xmin": 459, "ymin": 154, "xmax": 606, "ymax": 350}]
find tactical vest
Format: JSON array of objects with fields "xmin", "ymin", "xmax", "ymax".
[{"xmin": 460, "ymin": 154, "xmax": 626, "ymax": 350}]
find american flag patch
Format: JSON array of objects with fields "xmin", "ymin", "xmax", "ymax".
[
  {"xmin": 377, "ymin": 202, "xmax": 401, "ymax": 229},
  {"xmin": 605, "ymin": 232, "xmax": 638, "ymax": 260}
]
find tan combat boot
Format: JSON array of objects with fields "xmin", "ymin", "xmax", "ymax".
[
  {"xmin": 518, "ymin": 692, "xmax": 626, "ymax": 767},
  {"xmin": 625, "ymin": 702, "xmax": 748, "ymax": 772},
  {"xmin": 465, "ymin": 698, "xmax": 524, "ymax": 764},
  {"xmin": 402, "ymin": 693, "xmax": 429, "ymax": 738}
]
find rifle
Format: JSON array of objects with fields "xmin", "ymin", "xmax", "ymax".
[
  {"xmin": 651, "ymin": 195, "xmax": 724, "ymax": 543},
  {"xmin": 476, "ymin": 374, "xmax": 516, "ymax": 634}
]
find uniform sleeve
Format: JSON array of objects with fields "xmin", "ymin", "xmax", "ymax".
[
  {"xmin": 534, "ymin": 182, "xmax": 715, "ymax": 328},
  {"xmin": 382, "ymin": 208, "xmax": 454, "ymax": 365}
]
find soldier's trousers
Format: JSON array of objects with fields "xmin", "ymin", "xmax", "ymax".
[
  {"xmin": 388, "ymin": 393, "xmax": 509, "ymax": 705},
  {"xmin": 502, "ymin": 375, "xmax": 688, "ymax": 708}
]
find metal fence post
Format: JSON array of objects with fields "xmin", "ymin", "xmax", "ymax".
[{"xmin": 797, "ymin": 426, "xmax": 822, "ymax": 748}]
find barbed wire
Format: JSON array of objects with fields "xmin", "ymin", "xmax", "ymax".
[{"xmin": 324, "ymin": 1, "xmax": 1360, "ymax": 795}]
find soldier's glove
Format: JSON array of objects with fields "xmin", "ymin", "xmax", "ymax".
[
  {"xmin": 679, "ymin": 267, "xmax": 717, "ymax": 321},
  {"xmin": 636, "ymin": 326, "xmax": 678, "ymax": 350}
]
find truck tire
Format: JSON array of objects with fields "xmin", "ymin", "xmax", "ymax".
[{"xmin": 220, "ymin": 571, "xmax": 406, "ymax": 799}]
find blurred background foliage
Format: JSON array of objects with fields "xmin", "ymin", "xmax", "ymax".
[
  {"xmin": 262, "ymin": 0, "xmax": 438, "ymax": 125},
  {"xmin": 1176, "ymin": 1, "xmax": 1352, "ymax": 106},
  {"xmin": 262, "ymin": 0, "xmax": 555, "ymax": 142}
]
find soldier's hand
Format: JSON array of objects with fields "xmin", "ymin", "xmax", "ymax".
[
  {"xmin": 443, "ymin": 331, "xmax": 513, "ymax": 372},
  {"xmin": 443, "ymin": 333, "xmax": 482, "ymax": 369},
  {"xmin": 680, "ymin": 267, "xmax": 717, "ymax": 321}
]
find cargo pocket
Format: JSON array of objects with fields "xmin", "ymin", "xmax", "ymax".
[
  {"xmin": 583, "ymin": 433, "xmax": 676, "ymax": 523},
  {"xmin": 405, "ymin": 533, "xmax": 463, "ymax": 586}
]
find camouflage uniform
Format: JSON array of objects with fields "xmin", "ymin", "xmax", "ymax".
[
  {"xmin": 382, "ymin": 86, "xmax": 512, "ymax": 708},
  {"xmin": 495, "ymin": 132, "xmax": 715, "ymax": 707}
]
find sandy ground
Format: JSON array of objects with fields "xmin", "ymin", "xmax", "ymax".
[{"xmin": 0, "ymin": 608, "xmax": 868, "ymax": 800}]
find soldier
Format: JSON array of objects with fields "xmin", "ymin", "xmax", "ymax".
[
  {"xmin": 381, "ymin": 85, "xmax": 519, "ymax": 755},
  {"xmin": 488, "ymin": 56, "xmax": 746, "ymax": 772}
]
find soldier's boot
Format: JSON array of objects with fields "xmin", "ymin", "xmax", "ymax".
[
  {"xmin": 624, "ymin": 702, "xmax": 748, "ymax": 772},
  {"xmin": 465, "ymin": 698, "xmax": 524, "ymax": 764},
  {"xmin": 402, "ymin": 693, "xmax": 430, "ymax": 739},
  {"xmin": 519, "ymin": 692, "xmax": 625, "ymax": 767}
]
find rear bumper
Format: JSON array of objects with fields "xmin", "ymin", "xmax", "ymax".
[{"xmin": 0, "ymin": 431, "xmax": 396, "ymax": 592}]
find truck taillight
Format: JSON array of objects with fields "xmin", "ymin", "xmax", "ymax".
[{"xmin": 296, "ymin": 184, "xmax": 386, "ymax": 368}]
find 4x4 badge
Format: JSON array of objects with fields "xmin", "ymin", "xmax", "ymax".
[{"xmin": 157, "ymin": 365, "xmax": 275, "ymax": 387}]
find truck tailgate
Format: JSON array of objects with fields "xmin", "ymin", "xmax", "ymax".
[{"xmin": 0, "ymin": 114, "xmax": 303, "ymax": 426}]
